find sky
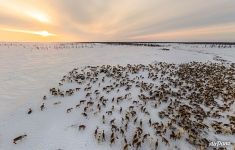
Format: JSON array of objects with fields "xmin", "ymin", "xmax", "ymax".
[{"xmin": 0, "ymin": 0, "xmax": 234, "ymax": 42}]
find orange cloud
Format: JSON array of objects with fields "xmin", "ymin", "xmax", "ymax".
[
  {"xmin": 131, "ymin": 23, "xmax": 235, "ymax": 41},
  {"xmin": 0, "ymin": 0, "xmax": 234, "ymax": 41}
]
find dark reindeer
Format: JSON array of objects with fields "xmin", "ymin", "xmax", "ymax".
[
  {"xmin": 79, "ymin": 125, "xmax": 86, "ymax": 130},
  {"xmin": 13, "ymin": 134, "xmax": 27, "ymax": 144}
]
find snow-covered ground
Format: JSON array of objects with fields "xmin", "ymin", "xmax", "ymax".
[{"xmin": 0, "ymin": 43, "xmax": 234, "ymax": 150}]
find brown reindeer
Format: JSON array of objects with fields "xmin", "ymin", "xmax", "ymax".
[
  {"xmin": 142, "ymin": 133, "xmax": 150, "ymax": 143},
  {"xmin": 136, "ymin": 141, "xmax": 141, "ymax": 150},
  {"xmin": 170, "ymin": 131, "xmax": 177, "ymax": 140},
  {"xmin": 123, "ymin": 143, "xmax": 131, "ymax": 150},
  {"xmin": 132, "ymin": 138, "xmax": 139, "ymax": 146},
  {"xmin": 162, "ymin": 137, "xmax": 170, "ymax": 146},
  {"xmin": 110, "ymin": 137, "xmax": 115, "ymax": 145}
]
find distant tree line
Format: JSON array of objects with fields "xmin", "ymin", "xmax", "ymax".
[
  {"xmin": 101, "ymin": 42, "xmax": 235, "ymax": 48},
  {"xmin": 0, "ymin": 42, "xmax": 234, "ymax": 49}
]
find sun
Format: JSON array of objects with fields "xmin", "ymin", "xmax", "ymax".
[
  {"xmin": 0, "ymin": 28, "xmax": 56, "ymax": 37},
  {"xmin": 36, "ymin": 31, "xmax": 55, "ymax": 37}
]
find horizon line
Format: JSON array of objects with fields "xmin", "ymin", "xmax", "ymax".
[{"xmin": 0, "ymin": 41, "xmax": 235, "ymax": 45}]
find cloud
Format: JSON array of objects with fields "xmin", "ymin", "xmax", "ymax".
[{"xmin": 0, "ymin": 0, "xmax": 234, "ymax": 41}]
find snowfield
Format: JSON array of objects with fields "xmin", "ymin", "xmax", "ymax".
[{"xmin": 0, "ymin": 43, "xmax": 234, "ymax": 150}]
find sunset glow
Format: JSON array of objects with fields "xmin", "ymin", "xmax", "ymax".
[
  {"xmin": 0, "ymin": 28, "xmax": 55, "ymax": 37},
  {"xmin": 27, "ymin": 12, "xmax": 50, "ymax": 24},
  {"xmin": 0, "ymin": 0, "xmax": 234, "ymax": 41}
]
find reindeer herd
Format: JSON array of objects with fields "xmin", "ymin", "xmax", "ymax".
[{"xmin": 13, "ymin": 62, "xmax": 235, "ymax": 149}]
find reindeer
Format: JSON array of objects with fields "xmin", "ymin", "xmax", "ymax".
[
  {"xmin": 85, "ymin": 93, "xmax": 91, "ymax": 97},
  {"xmin": 129, "ymin": 106, "xmax": 134, "ymax": 110},
  {"xmin": 132, "ymin": 138, "xmax": 139, "ymax": 146},
  {"xmin": 142, "ymin": 133, "xmax": 150, "ymax": 143},
  {"xmin": 94, "ymin": 127, "xmax": 99, "ymax": 138},
  {"xmin": 162, "ymin": 137, "xmax": 170, "ymax": 146},
  {"xmin": 66, "ymin": 108, "xmax": 73, "ymax": 113},
  {"xmin": 133, "ymin": 101, "xmax": 138, "ymax": 104},
  {"xmin": 111, "ymin": 124, "xmax": 119, "ymax": 132},
  {"xmin": 100, "ymin": 115, "xmax": 105, "ymax": 123},
  {"xmin": 110, "ymin": 137, "xmax": 115, "ymax": 145},
  {"xmin": 140, "ymin": 119, "xmax": 142, "ymax": 127},
  {"xmin": 120, "ymin": 128, "xmax": 125, "ymax": 137},
  {"xmin": 80, "ymin": 100, "xmax": 86, "ymax": 104},
  {"xmin": 96, "ymin": 132, "xmax": 103, "ymax": 143},
  {"xmin": 102, "ymin": 130, "xmax": 106, "ymax": 141},
  {"xmin": 81, "ymin": 112, "xmax": 87, "ymax": 117},
  {"xmin": 97, "ymin": 103, "xmax": 101, "ymax": 111},
  {"xmin": 84, "ymin": 106, "xmax": 88, "ymax": 112},
  {"xmin": 170, "ymin": 131, "xmax": 177, "ymax": 140},
  {"xmin": 106, "ymin": 111, "xmax": 112, "ymax": 115},
  {"xmin": 125, "ymin": 123, "xmax": 128, "ymax": 131},
  {"xmin": 155, "ymin": 139, "xmax": 158, "ymax": 150},
  {"xmin": 110, "ymin": 119, "xmax": 115, "ymax": 124},
  {"xmin": 120, "ymin": 107, "xmax": 123, "ymax": 113},
  {"xmin": 79, "ymin": 125, "xmax": 86, "ymax": 130},
  {"xmin": 123, "ymin": 143, "xmax": 131, "ymax": 150},
  {"xmin": 13, "ymin": 134, "xmax": 27, "ymax": 144},
  {"xmin": 40, "ymin": 103, "xmax": 45, "ymax": 111},
  {"xmin": 134, "ymin": 117, "xmax": 138, "ymax": 124},
  {"xmin": 27, "ymin": 108, "xmax": 32, "ymax": 114},
  {"xmin": 149, "ymin": 119, "xmax": 152, "ymax": 126},
  {"xmin": 124, "ymin": 137, "xmax": 128, "ymax": 144},
  {"xmin": 54, "ymin": 101, "xmax": 61, "ymax": 105},
  {"xmin": 136, "ymin": 141, "xmax": 141, "ymax": 150},
  {"xmin": 87, "ymin": 101, "xmax": 94, "ymax": 106}
]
